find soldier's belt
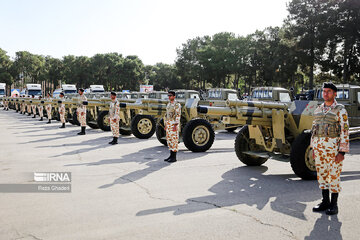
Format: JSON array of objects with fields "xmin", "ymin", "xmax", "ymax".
[{"xmin": 311, "ymin": 123, "xmax": 341, "ymax": 138}]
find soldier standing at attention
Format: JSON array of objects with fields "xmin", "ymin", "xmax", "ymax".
[
  {"xmin": 38, "ymin": 96, "xmax": 44, "ymax": 121},
  {"xmin": 164, "ymin": 90, "xmax": 181, "ymax": 163},
  {"xmin": 15, "ymin": 94, "xmax": 19, "ymax": 112},
  {"xmin": 77, "ymin": 88, "xmax": 87, "ymax": 135},
  {"xmin": 45, "ymin": 93, "xmax": 52, "ymax": 124},
  {"xmin": 59, "ymin": 92, "xmax": 66, "ymax": 128},
  {"xmin": 31, "ymin": 95, "xmax": 37, "ymax": 118},
  {"xmin": 26, "ymin": 96, "xmax": 32, "ymax": 116},
  {"xmin": 108, "ymin": 91, "xmax": 120, "ymax": 145},
  {"xmin": 312, "ymin": 82, "xmax": 350, "ymax": 215}
]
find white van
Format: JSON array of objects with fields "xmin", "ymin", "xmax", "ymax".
[
  {"xmin": 25, "ymin": 84, "xmax": 42, "ymax": 98},
  {"xmin": 89, "ymin": 85, "xmax": 105, "ymax": 93},
  {"xmin": 0, "ymin": 83, "xmax": 6, "ymax": 97},
  {"xmin": 0, "ymin": 83, "xmax": 5, "ymax": 106}
]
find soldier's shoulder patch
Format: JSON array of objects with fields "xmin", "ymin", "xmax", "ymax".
[{"xmin": 335, "ymin": 104, "xmax": 345, "ymax": 110}]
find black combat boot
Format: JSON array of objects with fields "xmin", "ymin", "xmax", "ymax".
[
  {"xmin": 313, "ymin": 189, "xmax": 330, "ymax": 212},
  {"xmin": 47, "ymin": 119, "xmax": 51, "ymax": 124},
  {"xmin": 109, "ymin": 137, "xmax": 118, "ymax": 145},
  {"xmin": 326, "ymin": 193, "xmax": 339, "ymax": 215},
  {"xmin": 32, "ymin": 114, "xmax": 36, "ymax": 118},
  {"xmin": 77, "ymin": 126, "xmax": 86, "ymax": 135},
  {"xmin": 39, "ymin": 117, "xmax": 43, "ymax": 121},
  {"xmin": 28, "ymin": 113, "xmax": 31, "ymax": 116},
  {"xmin": 164, "ymin": 151, "xmax": 172, "ymax": 162},
  {"xmin": 167, "ymin": 151, "xmax": 177, "ymax": 163},
  {"xmin": 59, "ymin": 123, "xmax": 65, "ymax": 128}
]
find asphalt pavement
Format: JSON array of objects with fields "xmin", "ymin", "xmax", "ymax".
[{"xmin": 1, "ymin": 109, "xmax": 360, "ymax": 240}]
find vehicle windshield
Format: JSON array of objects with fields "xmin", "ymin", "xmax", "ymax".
[
  {"xmin": 252, "ymin": 90, "xmax": 273, "ymax": 98},
  {"xmin": 91, "ymin": 90, "xmax": 105, "ymax": 93},
  {"xmin": 64, "ymin": 90, "xmax": 77, "ymax": 94},
  {"xmin": 131, "ymin": 94, "xmax": 138, "ymax": 99},
  {"xmin": 0, "ymin": 89, "xmax": 4, "ymax": 95},
  {"xmin": 175, "ymin": 92, "xmax": 185, "ymax": 99},
  {"xmin": 28, "ymin": 90, "xmax": 42, "ymax": 96},
  {"xmin": 207, "ymin": 90, "xmax": 222, "ymax": 99}
]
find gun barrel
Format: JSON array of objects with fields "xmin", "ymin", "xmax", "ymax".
[{"xmin": 226, "ymin": 100, "xmax": 288, "ymax": 109}]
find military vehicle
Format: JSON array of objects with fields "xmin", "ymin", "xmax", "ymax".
[{"xmin": 196, "ymin": 84, "xmax": 360, "ymax": 180}]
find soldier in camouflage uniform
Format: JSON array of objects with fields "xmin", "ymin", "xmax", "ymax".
[
  {"xmin": 3, "ymin": 98, "xmax": 9, "ymax": 111},
  {"xmin": 311, "ymin": 82, "xmax": 350, "ymax": 215},
  {"xmin": 31, "ymin": 95, "xmax": 37, "ymax": 118},
  {"xmin": 14, "ymin": 94, "xmax": 19, "ymax": 112},
  {"xmin": 21, "ymin": 97, "xmax": 26, "ymax": 114},
  {"xmin": 77, "ymin": 88, "xmax": 87, "ymax": 135},
  {"xmin": 26, "ymin": 97, "xmax": 32, "ymax": 116},
  {"xmin": 108, "ymin": 92, "xmax": 120, "ymax": 145},
  {"xmin": 164, "ymin": 90, "xmax": 181, "ymax": 163},
  {"xmin": 38, "ymin": 96, "xmax": 44, "ymax": 121},
  {"xmin": 59, "ymin": 92, "xmax": 66, "ymax": 128},
  {"xmin": 45, "ymin": 93, "xmax": 52, "ymax": 124}
]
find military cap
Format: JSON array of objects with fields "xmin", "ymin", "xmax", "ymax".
[
  {"xmin": 110, "ymin": 91, "xmax": 117, "ymax": 96},
  {"xmin": 323, "ymin": 82, "xmax": 337, "ymax": 92},
  {"xmin": 60, "ymin": 92, "xmax": 64, "ymax": 96},
  {"xmin": 79, "ymin": 88, "xmax": 84, "ymax": 92},
  {"xmin": 168, "ymin": 90, "xmax": 176, "ymax": 96}
]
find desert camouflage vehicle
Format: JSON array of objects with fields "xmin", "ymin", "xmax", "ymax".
[{"xmin": 196, "ymin": 85, "xmax": 360, "ymax": 180}]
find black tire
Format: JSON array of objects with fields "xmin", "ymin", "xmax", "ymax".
[
  {"xmin": 290, "ymin": 131, "xmax": 316, "ymax": 180},
  {"xmin": 68, "ymin": 112, "xmax": 74, "ymax": 124},
  {"xmin": 97, "ymin": 111, "xmax": 111, "ymax": 131},
  {"xmin": 156, "ymin": 118, "xmax": 167, "ymax": 146},
  {"xmin": 73, "ymin": 111, "xmax": 80, "ymax": 126},
  {"xmin": 120, "ymin": 128, "xmax": 132, "ymax": 136},
  {"xmin": 226, "ymin": 127, "xmax": 238, "ymax": 132},
  {"xmin": 131, "ymin": 115, "xmax": 156, "ymax": 139},
  {"xmin": 234, "ymin": 125, "xmax": 268, "ymax": 166},
  {"xmin": 183, "ymin": 118, "xmax": 215, "ymax": 152}
]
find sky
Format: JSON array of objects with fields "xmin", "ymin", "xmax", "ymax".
[{"xmin": 0, "ymin": 0, "xmax": 290, "ymax": 65}]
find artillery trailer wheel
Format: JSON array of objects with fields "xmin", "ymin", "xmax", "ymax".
[
  {"xmin": 235, "ymin": 125, "xmax": 268, "ymax": 166},
  {"xmin": 290, "ymin": 131, "xmax": 316, "ymax": 180},
  {"xmin": 86, "ymin": 118, "xmax": 99, "ymax": 129},
  {"xmin": 68, "ymin": 112, "xmax": 74, "ymax": 124},
  {"xmin": 97, "ymin": 111, "xmax": 111, "ymax": 131},
  {"xmin": 183, "ymin": 118, "xmax": 215, "ymax": 152},
  {"xmin": 72, "ymin": 112, "xmax": 80, "ymax": 126},
  {"xmin": 120, "ymin": 128, "xmax": 132, "ymax": 136},
  {"xmin": 156, "ymin": 118, "xmax": 167, "ymax": 146},
  {"xmin": 131, "ymin": 115, "xmax": 156, "ymax": 139}
]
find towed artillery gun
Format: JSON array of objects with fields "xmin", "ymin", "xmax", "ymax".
[
  {"xmin": 196, "ymin": 84, "xmax": 360, "ymax": 179},
  {"xmin": 125, "ymin": 89, "xmax": 242, "ymax": 152}
]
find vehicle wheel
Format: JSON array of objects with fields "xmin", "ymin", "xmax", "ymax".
[
  {"xmin": 97, "ymin": 111, "xmax": 111, "ymax": 131},
  {"xmin": 120, "ymin": 128, "xmax": 132, "ymax": 135},
  {"xmin": 156, "ymin": 118, "xmax": 167, "ymax": 146},
  {"xmin": 290, "ymin": 131, "xmax": 316, "ymax": 180},
  {"xmin": 235, "ymin": 125, "xmax": 268, "ymax": 166},
  {"xmin": 87, "ymin": 119, "xmax": 99, "ymax": 129},
  {"xmin": 226, "ymin": 127, "xmax": 238, "ymax": 132},
  {"xmin": 131, "ymin": 115, "xmax": 156, "ymax": 139},
  {"xmin": 68, "ymin": 112, "xmax": 74, "ymax": 124},
  {"xmin": 183, "ymin": 118, "xmax": 215, "ymax": 152},
  {"xmin": 73, "ymin": 112, "xmax": 80, "ymax": 126}
]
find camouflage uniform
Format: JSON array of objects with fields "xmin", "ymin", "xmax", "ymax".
[
  {"xmin": 27, "ymin": 102, "xmax": 32, "ymax": 114},
  {"xmin": 46, "ymin": 98, "xmax": 52, "ymax": 120},
  {"xmin": 31, "ymin": 103, "xmax": 36, "ymax": 116},
  {"xmin": 77, "ymin": 94, "xmax": 87, "ymax": 127},
  {"xmin": 38, "ymin": 103, "xmax": 44, "ymax": 118},
  {"xmin": 165, "ymin": 100, "xmax": 181, "ymax": 152},
  {"xmin": 109, "ymin": 99, "xmax": 120, "ymax": 137},
  {"xmin": 59, "ymin": 101, "xmax": 66, "ymax": 124},
  {"xmin": 311, "ymin": 100, "xmax": 350, "ymax": 193}
]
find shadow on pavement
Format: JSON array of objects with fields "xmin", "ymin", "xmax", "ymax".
[
  {"xmin": 136, "ymin": 166, "xmax": 360, "ymax": 221},
  {"xmin": 304, "ymin": 214, "xmax": 342, "ymax": 240}
]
